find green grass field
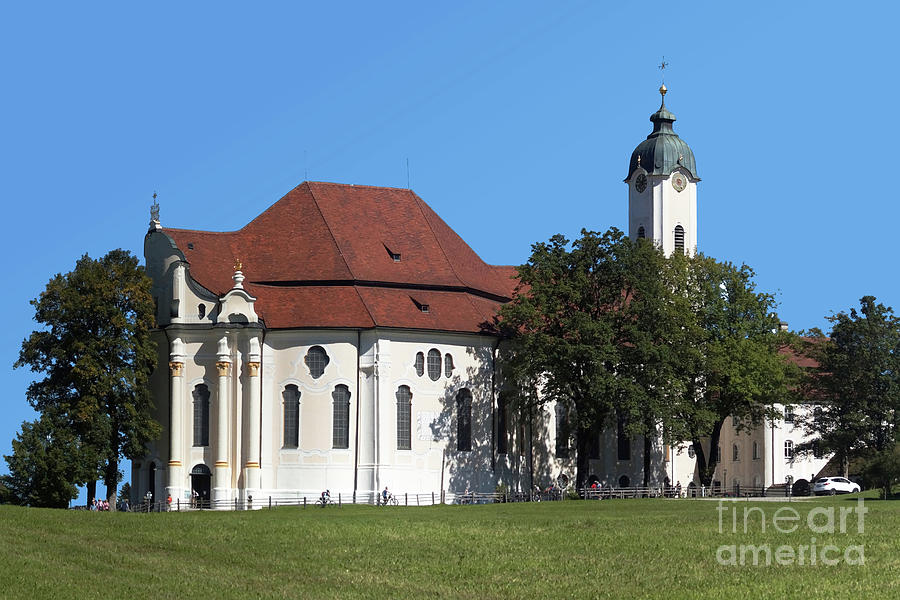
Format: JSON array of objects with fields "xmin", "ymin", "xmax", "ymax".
[{"xmin": 0, "ymin": 494, "xmax": 897, "ymax": 599}]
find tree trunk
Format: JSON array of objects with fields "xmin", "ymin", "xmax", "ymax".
[
  {"xmin": 841, "ymin": 450, "xmax": 850, "ymax": 479},
  {"xmin": 104, "ymin": 457, "xmax": 118, "ymax": 512},
  {"xmin": 87, "ymin": 480, "xmax": 96, "ymax": 507},
  {"xmin": 642, "ymin": 435, "xmax": 652, "ymax": 488},
  {"xmin": 697, "ymin": 419, "xmax": 725, "ymax": 487},
  {"xmin": 575, "ymin": 425, "xmax": 592, "ymax": 491}
]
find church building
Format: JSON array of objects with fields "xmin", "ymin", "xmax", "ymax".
[{"xmin": 135, "ymin": 87, "xmax": 827, "ymax": 505}]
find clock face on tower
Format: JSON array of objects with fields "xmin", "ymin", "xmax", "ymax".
[
  {"xmin": 635, "ymin": 173, "xmax": 647, "ymax": 193},
  {"xmin": 671, "ymin": 172, "xmax": 687, "ymax": 192}
]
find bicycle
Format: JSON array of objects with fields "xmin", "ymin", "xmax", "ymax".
[
  {"xmin": 381, "ymin": 493, "xmax": 399, "ymax": 506},
  {"xmin": 316, "ymin": 495, "xmax": 334, "ymax": 507}
]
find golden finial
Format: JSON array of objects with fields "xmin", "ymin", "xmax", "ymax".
[
  {"xmin": 659, "ymin": 83, "xmax": 667, "ymax": 97},
  {"xmin": 233, "ymin": 259, "xmax": 243, "ymax": 272}
]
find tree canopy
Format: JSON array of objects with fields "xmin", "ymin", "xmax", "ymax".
[
  {"xmin": 800, "ymin": 296, "xmax": 900, "ymax": 493},
  {"xmin": 498, "ymin": 228, "xmax": 794, "ymax": 488},
  {"xmin": 1, "ymin": 414, "xmax": 83, "ymax": 508},
  {"xmin": 10, "ymin": 249, "xmax": 159, "ymax": 508}
]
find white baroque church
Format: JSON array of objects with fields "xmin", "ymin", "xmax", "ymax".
[{"xmin": 135, "ymin": 86, "xmax": 828, "ymax": 505}]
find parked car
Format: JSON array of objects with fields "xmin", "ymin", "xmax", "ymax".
[{"xmin": 813, "ymin": 477, "xmax": 861, "ymax": 495}]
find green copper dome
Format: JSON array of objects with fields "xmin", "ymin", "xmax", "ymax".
[{"xmin": 626, "ymin": 85, "xmax": 698, "ymax": 181}]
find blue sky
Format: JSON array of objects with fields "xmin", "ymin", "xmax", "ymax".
[{"xmin": 2, "ymin": 1, "xmax": 897, "ymax": 501}]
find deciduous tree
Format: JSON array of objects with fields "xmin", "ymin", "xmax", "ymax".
[
  {"xmin": 0, "ymin": 415, "xmax": 82, "ymax": 508},
  {"xmin": 14, "ymin": 249, "xmax": 160, "ymax": 509},
  {"xmin": 801, "ymin": 296, "xmax": 900, "ymax": 480},
  {"xmin": 498, "ymin": 229, "xmax": 632, "ymax": 489}
]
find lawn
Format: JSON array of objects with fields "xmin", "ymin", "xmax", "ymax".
[{"xmin": 0, "ymin": 494, "xmax": 896, "ymax": 599}]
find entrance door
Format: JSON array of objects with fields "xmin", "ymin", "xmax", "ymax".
[{"xmin": 190, "ymin": 464, "xmax": 212, "ymax": 509}]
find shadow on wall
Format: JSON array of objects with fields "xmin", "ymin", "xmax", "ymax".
[
  {"xmin": 426, "ymin": 345, "xmax": 558, "ymax": 495},
  {"xmin": 429, "ymin": 345, "xmax": 496, "ymax": 495}
]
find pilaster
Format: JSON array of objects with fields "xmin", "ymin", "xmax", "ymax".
[
  {"xmin": 243, "ymin": 336, "xmax": 262, "ymax": 499},
  {"xmin": 213, "ymin": 336, "xmax": 232, "ymax": 507},
  {"xmin": 166, "ymin": 337, "xmax": 186, "ymax": 503}
]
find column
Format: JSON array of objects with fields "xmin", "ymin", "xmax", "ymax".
[
  {"xmin": 213, "ymin": 336, "xmax": 232, "ymax": 507},
  {"xmin": 166, "ymin": 337, "xmax": 186, "ymax": 504},
  {"xmin": 243, "ymin": 336, "xmax": 261, "ymax": 503}
]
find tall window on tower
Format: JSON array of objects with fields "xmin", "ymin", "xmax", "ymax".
[
  {"xmin": 637, "ymin": 226, "xmax": 646, "ymax": 239},
  {"xmin": 674, "ymin": 225, "xmax": 685, "ymax": 254},
  {"xmin": 192, "ymin": 384, "xmax": 210, "ymax": 447},
  {"xmin": 332, "ymin": 385, "xmax": 351, "ymax": 449}
]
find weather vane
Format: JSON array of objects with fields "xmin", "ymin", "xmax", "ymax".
[
  {"xmin": 150, "ymin": 191, "xmax": 160, "ymax": 223},
  {"xmin": 658, "ymin": 56, "xmax": 669, "ymax": 83}
]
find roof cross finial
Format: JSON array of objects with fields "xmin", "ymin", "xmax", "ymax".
[
  {"xmin": 149, "ymin": 191, "xmax": 161, "ymax": 231},
  {"xmin": 658, "ymin": 56, "xmax": 669, "ymax": 101}
]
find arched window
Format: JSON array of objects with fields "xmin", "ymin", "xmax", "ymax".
[
  {"xmin": 396, "ymin": 386, "xmax": 412, "ymax": 450},
  {"xmin": 456, "ymin": 388, "xmax": 472, "ymax": 451},
  {"xmin": 752, "ymin": 440, "xmax": 760, "ymax": 460},
  {"xmin": 716, "ymin": 445, "xmax": 722, "ymax": 463},
  {"xmin": 332, "ymin": 385, "xmax": 351, "ymax": 449},
  {"xmin": 192, "ymin": 384, "xmax": 210, "ymax": 447},
  {"xmin": 784, "ymin": 405, "xmax": 795, "ymax": 424},
  {"xmin": 618, "ymin": 475, "xmax": 631, "ymax": 488},
  {"xmin": 813, "ymin": 442, "xmax": 823, "ymax": 459},
  {"xmin": 637, "ymin": 226, "xmax": 645, "ymax": 239},
  {"xmin": 497, "ymin": 392, "xmax": 509, "ymax": 455},
  {"xmin": 427, "ymin": 349, "xmax": 441, "ymax": 381},
  {"xmin": 304, "ymin": 346, "xmax": 330, "ymax": 379},
  {"xmin": 674, "ymin": 225, "xmax": 685, "ymax": 254},
  {"xmin": 732, "ymin": 443, "xmax": 740, "ymax": 462},
  {"xmin": 283, "ymin": 385, "xmax": 300, "ymax": 448},
  {"xmin": 784, "ymin": 440, "xmax": 794, "ymax": 459},
  {"xmin": 616, "ymin": 413, "xmax": 630, "ymax": 461},
  {"xmin": 444, "ymin": 353, "xmax": 454, "ymax": 378},
  {"xmin": 555, "ymin": 403, "xmax": 570, "ymax": 459},
  {"xmin": 414, "ymin": 352, "xmax": 424, "ymax": 377}
]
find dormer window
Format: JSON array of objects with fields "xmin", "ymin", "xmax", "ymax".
[
  {"xmin": 384, "ymin": 244, "xmax": 401, "ymax": 262},
  {"xmin": 411, "ymin": 297, "xmax": 429, "ymax": 313},
  {"xmin": 187, "ymin": 243, "xmax": 194, "ymax": 250}
]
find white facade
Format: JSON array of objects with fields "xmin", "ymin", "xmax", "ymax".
[{"xmin": 136, "ymin": 233, "xmax": 513, "ymax": 503}]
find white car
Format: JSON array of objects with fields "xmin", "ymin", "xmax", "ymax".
[{"xmin": 813, "ymin": 477, "xmax": 861, "ymax": 495}]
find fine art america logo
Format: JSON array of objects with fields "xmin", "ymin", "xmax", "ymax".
[{"xmin": 715, "ymin": 498, "xmax": 866, "ymax": 566}]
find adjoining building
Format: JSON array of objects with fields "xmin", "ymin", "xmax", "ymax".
[{"xmin": 135, "ymin": 87, "xmax": 827, "ymax": 505}]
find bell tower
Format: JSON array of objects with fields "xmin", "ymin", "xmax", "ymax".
[{"xmin": 625, "ymin": 85, "xmax": 699, "ymax": 255}]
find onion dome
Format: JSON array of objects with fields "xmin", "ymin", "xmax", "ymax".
[{"xmin": 626, "ymin": 85, "xmax": 698, "ymax": 181}]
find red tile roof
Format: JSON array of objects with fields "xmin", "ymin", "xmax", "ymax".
[{"xmin": 163, "ymin": 182, "xmax": 514, "ymax": 333}]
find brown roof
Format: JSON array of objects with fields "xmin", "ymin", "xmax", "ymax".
[{"xmin": 164, "ymin": 182, "xmax": 514, "ymax": 333}]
